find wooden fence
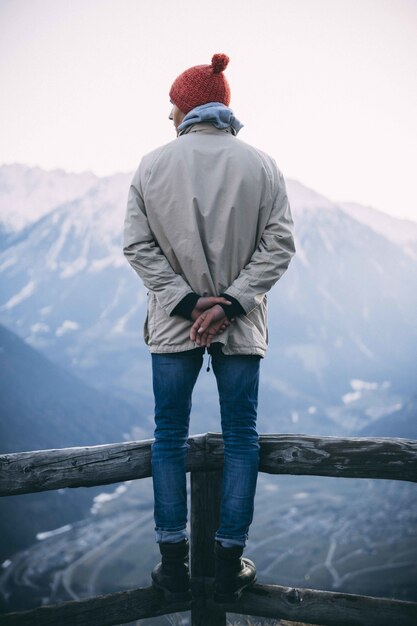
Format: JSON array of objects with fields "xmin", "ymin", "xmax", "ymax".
[{"xmin": 0, "ymin": 432, "xmax": 417, "ymax": 626}]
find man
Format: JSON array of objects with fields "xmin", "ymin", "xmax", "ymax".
[{"xmin": 123, "ymin": 53, "xmax": 296, "ymax": 603}]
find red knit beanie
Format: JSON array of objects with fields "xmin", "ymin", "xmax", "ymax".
[{"xmin": 169, "ymin": 53, "xmax": 231, "ymax": 114}]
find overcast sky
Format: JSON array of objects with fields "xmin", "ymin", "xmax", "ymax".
[{"xmin": 1, "ymin": 0, "xmax": 416, "ymax": 221}]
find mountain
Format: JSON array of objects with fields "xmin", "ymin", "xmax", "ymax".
[
  {"xmin": 1, "ymin": 164, "xmax": 417, "ymax": 438},
  {"xmin": 0, "ymin": 323, "xmax": 150, "ymax": 563},
  {"xmin": 337, "ymin": 200, "xmax": 417, "ymax": 261},
  {"xmin": 278, "ymin": 194, "xmax": 417, "ymax": 394},
  {"xmin": 0, "ymin": 323, "xmax": 149, "ymax": 453},
  {"xmin": 0, "ymin": 163, "xmax": 98, "ymax": 233},
  {"xmin": 0, "ymin": 169, "xmax": 146, "ymax": 398}
]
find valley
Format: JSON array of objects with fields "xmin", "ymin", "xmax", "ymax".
[{"xmin": 1, "ymin": 473, "xmax": 416, "ymax": 622}]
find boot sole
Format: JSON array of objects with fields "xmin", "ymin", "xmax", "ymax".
[
  {"xmin": 213, "ymin": 575, "xmax": 257, "ymax": 603},
  {"xmin": 152, "ymin": 579, "xmax": 192, "ymax": 603}
]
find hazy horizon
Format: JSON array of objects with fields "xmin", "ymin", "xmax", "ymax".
[{"xmin": 3, "ymin": 159, "xmax": 417, "ymax": 228}]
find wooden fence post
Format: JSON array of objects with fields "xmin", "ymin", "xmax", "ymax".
[{"xmin": 190, "ymin": 468, "xmax": 226, "ymax": 626}]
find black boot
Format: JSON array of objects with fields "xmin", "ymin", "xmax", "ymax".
[
  {"xmin": 151, "ymin": 539, "xmax": 191, "ymax": 602},
  {"xmin": 213, "ymin": 541, "xmax": 257, "ymax": 603}
]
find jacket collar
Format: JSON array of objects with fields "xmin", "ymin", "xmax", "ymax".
[{"xmin": 178, "ymin": 122, "xmax": 235, "ymax": 137}]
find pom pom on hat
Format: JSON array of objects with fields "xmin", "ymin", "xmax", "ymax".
[
  {"xmin": 169, "ymin": 53, "xmax": 231, "ymax": 114},
  {"xmin": 211, "ymin": 53, "xmax": 229, "ymax": 74}
]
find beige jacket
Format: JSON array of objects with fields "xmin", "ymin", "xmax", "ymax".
[{"xmin": 123, "ymin": 123, "xmax": 295, "ymax": 356}]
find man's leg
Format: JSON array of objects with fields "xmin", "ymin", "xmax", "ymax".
[
  {"xmin": 150, "ymin": 348, "xmax": 203, "ymax": 601},
  {"xmin": 151, "ymin": 348, "xmax": 204, "ymax": 543},
  {"xmin": 211, "ymin": 344, "xmax": 260, "ymax": 545},
  {"xmin": 210, "ymin": 343, "xmax": 260, "ymax": 601}
]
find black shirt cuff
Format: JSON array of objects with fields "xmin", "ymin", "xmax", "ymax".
[
  {"xmin": 170, "ymin": 293, "xmax": 200, "ymax": 320},
  {"xmin": 219, "ymin": 293, "xmax": 246, "ymax": 319}
]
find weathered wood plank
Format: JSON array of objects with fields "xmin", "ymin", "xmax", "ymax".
[
  {"xmin": 204, "ymin": 432, "xmax": 417, "ymax": 482},
  {"xmin": 207, "ymin": 580, "xmax": 417, "ymax": 626},
  {"xmin": 0, "ymin": 585, "xmax": 190, "ymax": 626},
  {"xmin": 0, "ymin": 434, "xmax": 208, "ymax": 496},
  {"xmin": 255, "ymin": 433, "xmax": 417, "ymax": 482},
  {"xmin": 2, "ymin": 580, "xmax": 416, "ymax": 626},
  {"xmin": 1, "ymin": 433, "xmax": 417, "ymax": 497},
  {"xmin": 191, "ymin": 469, "xmax": 225, "ymax": 625}
]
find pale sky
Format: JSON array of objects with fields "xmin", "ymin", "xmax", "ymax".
[{"xmin": 1, "ymin": 0, "xmax": 417, "ymax": 221}]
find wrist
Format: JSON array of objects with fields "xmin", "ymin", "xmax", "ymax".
[
  {"xmin": 219, "ymin": 293, "xmax": 245, "ymax": 319},
  {"xmin": 171, "ymin": 292, "xmax": 200, "ymax": 320}
]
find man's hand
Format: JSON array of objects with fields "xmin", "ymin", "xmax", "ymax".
[
  {"xmin": 190, "ymin": 296, "xmax": 231, "ymax": 322},
  {"xmin": 190, "ymin": 304, "xmax": 231, "ymax": 347}
]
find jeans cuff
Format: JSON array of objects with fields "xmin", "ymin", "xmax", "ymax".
[
  {"xmin": 155, "ymin": 528, "xmax": 188, "ymax": 543},
  {"xmin": 215, "ymin": 533, "xmax": 247, "ymax": 548}
]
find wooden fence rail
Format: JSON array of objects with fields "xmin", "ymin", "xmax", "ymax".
[
  {"xmin": 1, "ymin": 579, "xmax": 417, "ymax": 626},
  {"xmin": 1, "ymin": 433, "xmax": 417, "ymax": 626},
  {"xmin": 1, "ymin": 433, "xmax": 416, "ymax": 497}
]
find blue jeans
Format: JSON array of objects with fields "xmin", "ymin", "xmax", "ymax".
[{"xmin": 151, "ymin": 343, "xmax": 260, "ymax": 548}]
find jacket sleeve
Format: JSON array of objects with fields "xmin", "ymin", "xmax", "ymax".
[
  {"xmin": 123, "ymin": 177, "xmax": 194, "ymax": 316},
  {"xmin": 224, "ymin": 171, "xmax": 296, "ymax": 315}
]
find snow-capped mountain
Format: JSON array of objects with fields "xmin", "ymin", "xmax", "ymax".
[
  {"xmin": 0, "ymin": 163, "xmax": 98, "ymax": 232},
  {"xmin": 337, "ymin": 200, "xmax": 417, "ymax": 261},
  {"xmin": 1, "ymin": 164, "xmax": 416, "ymax": 436}
]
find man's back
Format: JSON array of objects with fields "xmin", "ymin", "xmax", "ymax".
[
  {"xmin": 126, "ymin": 122, "xmax": 294, "ymax": 355},
  {"xmin": 140, "ymin": 123, "xmax": 277, "ymax": 296}
]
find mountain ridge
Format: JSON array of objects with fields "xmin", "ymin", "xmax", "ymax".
[
  {"xmin": 3, "ymin": 162, "xmax": 417, "ymax": 231},
  {"xmin": 0, "ymin": 322, "xmax": 149, "ymax": 453}
]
